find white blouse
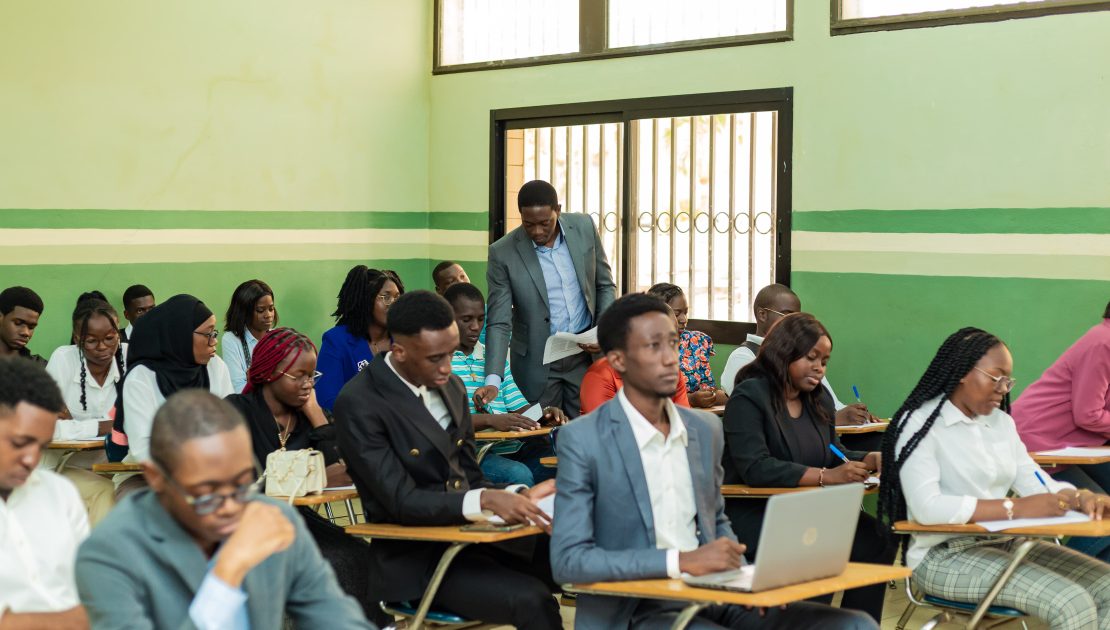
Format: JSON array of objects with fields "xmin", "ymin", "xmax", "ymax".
[
  {"xmin": 897, "ymin": 395, "xmax": 1073, "ymax": 568},
  {"xmin": 45, "ymin": 345, "xmax": 127, "ymax": 440}
]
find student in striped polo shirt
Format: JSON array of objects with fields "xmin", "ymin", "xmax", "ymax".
[{"xmin": 444, "ymin": 283, "xmax": 564, "ymax": 487}]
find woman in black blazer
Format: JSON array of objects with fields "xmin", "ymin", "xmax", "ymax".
[{"xmin": 722, "ymin": 312, "xmax": 894, "ymax": 623}]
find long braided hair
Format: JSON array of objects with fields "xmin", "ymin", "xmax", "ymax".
[
  {"xmin": 876, "ymin": 327, "xmax": 1008, "ymax": 558},
  {"xmin": 72, "ymin": 292, "xmax": 127, "ymax": 413},
  {"xmin": 331, "ymin": 266, "xmax": 404, "ymax": 341},
  {"xmin": 244, "ymin": 327, "xmax": 317, "ymax": 394}
]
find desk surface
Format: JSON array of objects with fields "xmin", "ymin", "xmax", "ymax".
[
  {"xmin": 540, "ymin": 456, "xmax": 558, "ymax": 468},
  {"xmin": 1031, "ymin": 453, "xmax": 1110, "ymax": 466},
  {"xmin": 279, "ymin": 489, "xmax": 360, "ymax": 506},
  {"xmin": 722, "ymin": 484, "xmax": 878, "ymax": 498},
  {"xmin": 91, "ymin": 462, "xmax": 142, "ymax": 473},
  {"xmin": 894, "ymin": 519, "xmax": 1110, "ymax": 538},
  {"xmin": 835, "ymin": 422, "xmax": 889, "ymax": 435},
  {"xmin": 708, "ymin": 404, "xmax": 726, "ymax": 417},
  {"xmin": 474, "ymin": 427, "xmax": 553, "ymax": 440},
  {"xmin": 345, "ymin": 522, "xmax": 543, "ymax": 543},
  {"xmin": 48, "ymin": 440, "xmax": 105, "ymax": 451},
  {"xmin": 570, "ymin": 563, "xmax": 911, "ymax": 608}
]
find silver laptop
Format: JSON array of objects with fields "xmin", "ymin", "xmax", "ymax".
[{"xmin": 683, "ymin": 484, "xmax": 864, "ymax": 593}]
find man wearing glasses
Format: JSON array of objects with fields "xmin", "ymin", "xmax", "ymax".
[{"xmin": 76, "ymin": 390, "xmax": 373, "ymax": 629}]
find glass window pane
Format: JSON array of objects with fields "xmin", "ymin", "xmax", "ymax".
[
  {"xmin": 842, "ymin": 0, "xmax": 1071, "ymax": 19},
  {"xmin": 439, "ymin": 0, "xmax": 578, "ymax": 66},
  {"xmin": 608, "ymin": 0, "xmax": 787, "ymax": 49}
]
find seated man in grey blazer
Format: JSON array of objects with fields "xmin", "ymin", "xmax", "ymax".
[
  {"xmin": 75, "ymin": 390, "xmax": 372, "ymax": 630},
  {"xmin": 550, "ymin": 294, "xmax": 877, "ymax": 630},
  {"xmin": 485, "ymin": 180, "xmax": 616, "ymax": 417}
]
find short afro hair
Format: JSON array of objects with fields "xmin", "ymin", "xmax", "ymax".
[
  {"xmin": 0, "ymin": 358, "xmax": 64, "ymax": 416},
  {"xmin": 122, "ymin": 284, "xmax": 154, "ymax": 308},
  {"xmin": 443, "ymin": 283, "xmax": 485, "ymax": 309},
  {"xmin": 517, "ymin": 180, "xmax": 560, "ymax": 209},
  {"xmin": 386, "ymin": 290, "xmax": 456, "ymax": 337},
  {"xmin": 0, "ymin": 287, "xmax": 43, "ymax": 316},
  {"xmin": 150, "ymin": 390, "xmax": 246, "ymax": 472},
  {"xmin": 597, "ymin": 293, "xmax": 673, "ymax": 354}
]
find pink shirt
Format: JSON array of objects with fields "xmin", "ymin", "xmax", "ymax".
[{"xmin": 1012, "ymin": 319, "xmax": 1110, "ymax": 452}]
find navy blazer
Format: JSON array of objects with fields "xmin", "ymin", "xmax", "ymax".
[
  {"xmin": 316, "ymin": 324, "xmax": 375, "ymax": 410},
  {"xmin": 550, "ymin": 397, "xmax": 735, "ymax": 629}
]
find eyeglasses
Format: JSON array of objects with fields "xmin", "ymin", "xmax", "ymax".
[
  {"xmin": 194, "ymin": 331, "xmax": 219, "ymax": 345},
  {"xmin": 762, "ymin": 308, "xmax": 791, "ymax": 318},
  {"xmin": 155, "ymin": 462, "xmax": 260, "ymax": 516},
  {"xmin": 82, "ymin": 334, "xmax": 119, "ymax": 350},
  {"xmin": 280, "ymin": 370, "xmax": 322, "ymax": 387},
  {"xmin": 974, "ymin": 367, "xmax": 1016, "ymax": 393},
  {"xmin": 377, "ymin": 294, "xmax": 400, "ymax": 306}
]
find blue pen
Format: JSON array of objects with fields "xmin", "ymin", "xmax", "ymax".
[
  {"xmin": 1034, "ymin": 470, "xmax": 1051, "ymax": 491},
  {"xmin": 852, "ymin": 385, "xmax": 862, "ymax": 404},
  {"xmin": 829, "ymin": 443, "xmax": 851, "ymax": 464}
]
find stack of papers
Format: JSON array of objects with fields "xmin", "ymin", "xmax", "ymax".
[
  {"xmin": 977, "ymin": 511, "xmax": 1090, "ymax": 533},
  {"xmin": 543, "ymin": 328, "xmax": 598, "ymax": 364},
  {"xmin": 1035, "ymin": 447, "xmax": 1110, "ymax": 458}
]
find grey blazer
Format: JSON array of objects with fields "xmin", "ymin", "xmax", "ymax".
[
  {"xmin": 550, "ymin": 398, "xmax": 736, "ymax": 629},
  {"xmin": 75, "ymin": 490, "xmax": 372, "ymax": 630},
  {"xmin": 485, "ymin": 212, "xmax": 616, "ymax": 402}
]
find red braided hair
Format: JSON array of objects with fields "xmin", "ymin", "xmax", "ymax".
[{"xmin": 244, "ymin": 327, "xmax": 317, "ymax": 393}]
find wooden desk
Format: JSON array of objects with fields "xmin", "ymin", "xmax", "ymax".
[
  {"xmin": 721, "ymin": 484, "xmax": 878, "ymax": 498},
  {"xmin": 835, "ymin": 422, "xmax": 889, "ymax": 435},
  {"xmin": 540, "ymin": 456, "xmax": 558, "ymax": 468},
  {"xmin": 708, "ymin": 404, "xmax": 726, "ymax": 417},
  {"xmin": 92, "ymin": 462, "xmax": 142, "ymax": 474},
  {"xmin": 474, "ymin": 427, "xmax": 553, "ymax": 440},
  {"xmin": 272, "ymin": 488, "xmax": 361, "ymax": 525},
  {"xmin": 569, "ymin": 563, "xmax": 910, "ymax": 628},
  {"xmin": 894, "ymin": 519, "xmax": 1110, "ymax": 538},
  {"xmin": 48, "ymin": 440, "xmax": 105, "ymax": 451},
  {"xmin": 345, "ymin": 522, "xmax": 542, "ymax": 630},
  {"xmin": 1031, "ymin": 452, "xmax": 1110, "ymax": 467}
]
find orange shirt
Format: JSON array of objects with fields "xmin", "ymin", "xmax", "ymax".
[{"xmin": 580, "ymin": 357, "xmax": 691, "ymax": 415}]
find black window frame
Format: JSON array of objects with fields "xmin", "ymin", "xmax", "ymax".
[{"xmin": 489, "ymin": 88, "xmax": 793, "ymax": 344}]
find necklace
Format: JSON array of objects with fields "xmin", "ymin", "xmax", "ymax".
[{"xmin": 277, "ymin": 415, "xmax": 297, "ymax": 449}]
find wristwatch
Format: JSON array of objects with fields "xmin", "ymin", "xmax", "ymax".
[{"xmin": 1002, "ymin": 498, "xmax": 1015, "ymax": 520}]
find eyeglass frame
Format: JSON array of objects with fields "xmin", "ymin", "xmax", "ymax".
[
  {"xmin": 279, "ymin": 370, "xmax": 323, "ymax": 387},
  {"xmin": 193, "ymin": 330, "xmax": 220, "ymax": 345},
  {"xmin": 973, "ymin": 367, "xmax": 1016, "ymax": 393},
  {"xmin": 152, "ymin": 458, "xmax": 262, "ymax": 516},
  {"xmin": 81, "ymin": 333, "xmax": 120, "ymax": 350},
  {"xmin": 376, "ymin": 293, "xmax": 400, "ymax": 305}
]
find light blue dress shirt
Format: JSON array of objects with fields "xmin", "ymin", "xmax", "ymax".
[
  {"xmin": 535, "ymin": 225, "xmax": 591, "ymax": 336},
  {"xmin": 189, "ymin": 559, "xmax": 250, "ymax": 630}
]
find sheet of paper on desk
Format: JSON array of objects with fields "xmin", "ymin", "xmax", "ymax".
[
  {"xmin": 324, "ymin": 485, "xmax": 356, "ymax": 491},
  {"xmin": 542, "ymin": 327, "xmax": 598, "ymax": 364},
  {"xmin": 977, "ymin": 510, "xmax": 1090, "ymax": 533},
  {"xmin": 521, "ymin": 404, "xmax": 543, "ymax": 421},
  {"xmin": 1036, "ymin": 447, "xmax": 1110, "ymax": 457},
  {"xmin": 489, "ymin": 493, "xmax": 556, "ymax": 524},
  {"xmin": 865, "ymin": 476, "xmax": 881, "ymax": 486},
  {"xmin": 851, "ymin": 422, "xmax": 889, "ymax": 429}
]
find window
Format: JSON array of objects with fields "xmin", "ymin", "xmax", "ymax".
[
  {"xmin": 834, "ymin": 0, "xmax": 1110, "ymax": 34},
  {"xmin": 435, "ymin": 0, "xmax": 791, "ymax": 73},
  {"xmin": 492, "ymin": 90, "xmax": 792, "ymax": 336}
]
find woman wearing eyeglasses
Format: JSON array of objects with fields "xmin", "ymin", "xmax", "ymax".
[
  {"xmin": 225, "ymin": 326, "xmax": 389, "ymax": 624},
  {"xmin": 111, "ymin": 294, "xmax": 234, "ymax": 495},
  {"xmin": 314, "ymin": 266, "xmax": 404, "ymax": 410},
  {"xmin": 878, "ymin": 327, "xmax": 1110, "ymax": 630}
]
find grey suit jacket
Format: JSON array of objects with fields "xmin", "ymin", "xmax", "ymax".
[
  {"xmin": 485, "ymin": 212, "xmax": 616, "ymax": 402},
  {"xmin": 550, "ymin": 398, "xmax": 736, "ymax": 629},
  {"xmin": 75, "ymin": 489, "xmax": 372, "ymax": 630}
]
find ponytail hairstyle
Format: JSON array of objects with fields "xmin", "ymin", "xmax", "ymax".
[
  {"xmin": 244, "ymin": 327, "xmax": 317, "ymax": 394},
  {"xmin": 72, "ymin": 292, "xmax": 126, "ymax": 412},
  {"xmin": 876, "ymin": 327, "xmax": 1008, "ymax": 559},
  {"xmin": 331, "ymin": 266, "xmax": 405, "ymax": 341},
  {"xmin": 734, "ymin": 312, "xmax": 834, "ymax": 425}
]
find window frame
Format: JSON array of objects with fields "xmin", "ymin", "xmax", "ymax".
[
  {"xmin": 433, "ymin": 0, "xmax": 794, "ymax": 75},
  {"xmin": 831, "ymin": 0, "xmax": 1110, "ymax": 36},
  {"xmin": 489, "ymin": 88, "xmax": 793, "ymax": 343}
]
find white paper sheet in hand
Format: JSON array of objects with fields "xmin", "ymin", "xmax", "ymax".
[
  {"xmin": 976, "ymin": 510, "xmax": 1090, "ymax": 533},
  {"xmin": 520, "ymin": 404, "xmax": 543, "ymax": 421},
  {"xmin": 542, "ymin": 327, "xmax": 598, "ymax": 364},
  {"xmin": 489, "ymin": 493, "xmax": 556, "ymax": 525}
]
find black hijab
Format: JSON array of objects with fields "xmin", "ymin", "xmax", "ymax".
[{"xmin": 112, "ymin": 294, "xmax": 214, "ymax": 436}]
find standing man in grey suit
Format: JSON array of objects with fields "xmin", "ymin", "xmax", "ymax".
[
  {"xmin": 550, "ymin": 294, "xmax": 877, "ymax": 630},
  {"xmin": 485, "ymin": 180, "xmax": 616, "ymax": 417}
]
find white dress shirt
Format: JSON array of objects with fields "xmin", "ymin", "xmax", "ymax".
[
  {"xmin": 617, "ymin": 390, "xmax": 699, "ymax": 578},
  {"xmin": 45, "ymin": 344, "xmax": 126, "ymax": 438},
  {"xmin": 0, "ymin": 469, "xmax": 89, "ymax": 620},
  {"xmin": 897, "ymin": 395, "xmax": 1074, "ymax": 568},
  {"xmin": 116, "ymin": 357, "xmax": 234, "ymax": 488},
  {"xmin": 384, "ymin": 353, "xmax": 523, "ymax": 520},
  {"xmin": 221, "ymin": 330, "xmax": 262, "ymax": 394}
]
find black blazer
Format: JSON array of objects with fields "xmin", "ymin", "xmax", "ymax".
[
  {"xmin": 333, "ymin": 356, "xmax": 506, "ymax": 601},
  {"xmin": 722, "ymin": 376, "xmax": 867, "ymax": 487}
]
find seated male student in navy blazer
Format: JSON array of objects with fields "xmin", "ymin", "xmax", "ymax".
[{"xmin": 315, "ymin": 266, "xmax": 403, "ymax": 410}]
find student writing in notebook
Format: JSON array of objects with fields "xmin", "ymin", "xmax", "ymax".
[{"xmin": 878, "ymin": 327, "xmax": 1110, "ymax": 630}]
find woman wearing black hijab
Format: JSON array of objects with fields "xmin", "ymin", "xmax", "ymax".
[{"xmin": 110, "ymin": 294, "xmax": 234, "ymax": 495}]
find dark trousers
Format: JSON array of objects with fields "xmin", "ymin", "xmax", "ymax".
[
  {"xmin": 725, "ymin": 502, "xmax": 895, "ymax": 623},
  {"xmin": 429, "ymin": 537, "xmax": 562, "ymax": 630},
  {"xmin": 538, "ymin": 352, "xmax": 592, "ymax": 418},
  {"xmin": 630, "ymin": 599, "xmax": 878, "ymax": 630},
  {"xmin": 300, "ymin": 508, "xmax": 394, "ymax": 628}
]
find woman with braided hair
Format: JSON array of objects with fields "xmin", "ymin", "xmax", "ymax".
[
  {"xmin": 315, "ymin": 265, "xmax": 404, "ymax": 410},
  {"xmin": 878, "ymin": 327, "xmax": 1110, "ymax": 629},
  {"xmin": 43, "ymin": 291, "xmax": 129, "ymax": 523},
  {"xmin": 225, "ymin": 327, "xmax": 391, "ymax": 626}
]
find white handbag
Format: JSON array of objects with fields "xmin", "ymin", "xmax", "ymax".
[{"xmin": 264, "ymin": 448, "xmax": 326, "ymax": 500}]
